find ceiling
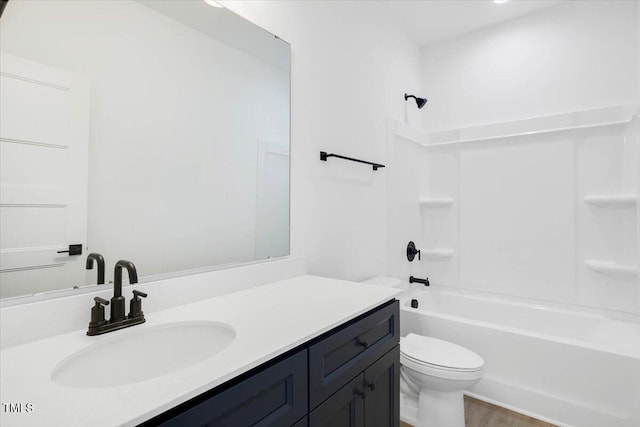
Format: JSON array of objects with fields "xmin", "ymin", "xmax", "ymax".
[
  {"xmin": 367, "ymin": 0, "xmax": 566, "ymax": 46},
  {"xmin": 139, "ymin": 0, "xmax": 290, "ymax": 70}
]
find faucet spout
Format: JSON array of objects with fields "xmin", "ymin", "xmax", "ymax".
[
  {"xmin": 113, "ymin": 260, "xmax": 138, "ymax": 297},
  {"xmin": 111, "ymin": 260, "xmax": 138, "ymax": 322},
  {"xmin": 409, "ymin": 276, "xmax": 429, "ymax": 286},
  {"xmin": 86, "ymin": 253, "xmax": 105, "ymax": 285}
]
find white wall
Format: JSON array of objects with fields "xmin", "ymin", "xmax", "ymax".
[
  {"xmin": 385, "ymin": 122, "xmax": 427, "ymax": 284},
  {"xmin": 224, "ymin": 1, "xmax": 423, "ymax": 281},
  {"xmin": 1, "ymin": 0, "xmax": 289, "ymax": 284},
  {"xmin": 421, "ymin": 0, "xmax": 639, "ymax": 132}
]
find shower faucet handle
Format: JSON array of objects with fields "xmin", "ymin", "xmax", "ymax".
[{"xmin": 407, "ymin": 241, "xmax": 421, "ymax": 262}]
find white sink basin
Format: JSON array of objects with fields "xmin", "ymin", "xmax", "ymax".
[{"xmin": 51, "ymin": 321, "xmax": 235, "ymax": 388}]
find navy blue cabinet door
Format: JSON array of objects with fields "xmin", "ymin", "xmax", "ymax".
[
  {"xmin": 157, "ymin": 349, "xmax": 308, "ymax": 427},
  {"xmin": 292, "ymin": 416, "xmax": 308, "ymax": 427},
  {"xmin": 308, "ymin": 373, "xmax": 365, "ymax": 427},
  {"xmin": 364, "ymin": 346, "xmax": 400, "ymax": 427}
]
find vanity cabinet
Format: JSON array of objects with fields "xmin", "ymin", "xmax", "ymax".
[
  {"xmin": 141, "ymin": 300, "xmax": 399, "ymax": 427},
  {"xmin": 308, "ymin": 347, "xmax": 400, "ymax": 427}
]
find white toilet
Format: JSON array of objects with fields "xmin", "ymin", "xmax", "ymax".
[
  {"xmin": 361, "ymin": 277, "xmax": 484, "ymax": 427},
  {"xmin": 400, "ymin": 333, "xmax": 484, "ymax": 427}
]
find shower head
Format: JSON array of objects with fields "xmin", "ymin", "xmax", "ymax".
[{"xmin": 404, "ymin": 93, "xmax": 427, "ymax": 109}]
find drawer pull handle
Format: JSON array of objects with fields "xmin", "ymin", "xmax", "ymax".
[
  {"xmin": 366, "ymin": 381, "xmax": 375, "ymax": 391},
  {"xmin": 356, "ymin": 339, "xmax": 369, "ymax": 349}
]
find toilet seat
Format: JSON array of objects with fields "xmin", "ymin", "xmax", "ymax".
[{"xmin": 400, "ymin": 334, "xmax": 484, "ymax": 372}]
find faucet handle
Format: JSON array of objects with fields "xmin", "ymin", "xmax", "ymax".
[
  {"xmin": 89, "ymin": 296, "xmax": 110, "ymax": 332},
  {"xmin": 94, "ymin": 296, "xmax": 110, "ymax": 306},
  {"xmin": 129, "ymin": 289, "xmax": 148, "ymax": 319},
  {"xmin": 132, "ymin": 290, "xmax": 147, "ymax": 299},
  {"xmin": 407, "ymin": 241, "xmax": 421, "ymax": 262}
]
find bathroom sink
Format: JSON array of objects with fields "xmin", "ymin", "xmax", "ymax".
[{"xmin": 51, "ymin": 321, "xmax": 236, "ymax": 388}]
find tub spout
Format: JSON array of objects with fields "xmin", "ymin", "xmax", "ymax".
[{"xmin": 409, "ymin": 276, "xmax": 429, "ymax": 286}]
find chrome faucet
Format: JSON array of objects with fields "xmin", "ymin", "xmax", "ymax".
[{"xmin": 87, "ymin": 260, "xmax": 147, "ymax": 336}]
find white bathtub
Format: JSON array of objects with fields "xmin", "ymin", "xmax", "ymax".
[{"xmin": 400, "ymin": 290, "xmax": 640, "ymax": 427}]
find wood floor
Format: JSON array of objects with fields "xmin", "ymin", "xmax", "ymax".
[{"xmin": 400, "ymin": 396, "xmax": 557, "ymax": 427}]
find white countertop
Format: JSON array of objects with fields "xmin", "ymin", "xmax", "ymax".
[{"xmin": 0, "ymin": 275, "xmax": 400, "ymax": 427}]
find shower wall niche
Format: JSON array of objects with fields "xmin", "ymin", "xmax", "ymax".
[{"xmin": 389, "ymin": 104, "xmax": 640, "ymax": 318}]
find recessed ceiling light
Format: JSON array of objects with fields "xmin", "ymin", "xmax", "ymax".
[
  {"xmin": 494, "ymin": 0, "xmax": 509, "ymax": 3},
  {"xmin": 204, "ymin": 0, "xmax": 224, "ymax": 8}
]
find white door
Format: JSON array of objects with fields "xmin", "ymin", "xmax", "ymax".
[{"xmin": 0, "ymin": 53, "xmax": 90, "ymax": 298}]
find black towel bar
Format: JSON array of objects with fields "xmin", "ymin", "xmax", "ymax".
[{"xmin": 319, "ymin": 151, "xmax": 385, "ymax": 171}]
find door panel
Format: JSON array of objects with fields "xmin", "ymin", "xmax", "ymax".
[
  {"xmin": 292, "ymin": 416, "xmax": 308, "ymax": 427},
  {"xmin": 0, "ymin": 53, "xmax": 90, "ymax": 297},
  {"xmin": 364, "ymin": 346, "xmax": 400, "ymax": 427},
  {"xmin": 1, "ymin": 73, "xmax": 75, "ymax": 147},
  {"xmin": 309, "ymin": 374, "xmax": 365, "ymax": 427},
  {"xmin": 0, "ymin": 207, "xmax": 65, "ymax": 247}
]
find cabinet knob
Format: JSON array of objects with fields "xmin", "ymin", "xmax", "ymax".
[
  {"xmin": 356, "ymin": 389, "xmax": 366, "ymax": 399},
  {"xmin": 366, "ymin": 381, "xmax": 375, "ymax": 391},
  {"xmin": 356, "ymin": 339, "xmax": 369, "ymax": 349}
]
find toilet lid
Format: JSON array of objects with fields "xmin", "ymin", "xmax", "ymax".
[{"xmin": 400, "ymin": 334, "xmax": 484, "ymax": 371}]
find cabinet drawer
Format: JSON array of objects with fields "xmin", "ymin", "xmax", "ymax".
[
  {"xmin": 309, "ymin": 300, "xmax": 399, "ymax": 409},
  {"xmin": 156, "ymin": 349, "xmax": 308, "ymax": 427}
]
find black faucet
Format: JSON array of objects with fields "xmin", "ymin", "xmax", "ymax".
[
  {"xmin": 86, "ymin": 253, "xmax": 105, "ymax": 285},
  {"xmin": 111, "ymin": 260, "xmax": 138, "ymax": 322},
  {"xmin": 87, "ymin": 260, "xmax": 147, "ymax": 336},
  {"xmin": 409, "ymin": 276, "xmax": 430, "ymax": 286}
]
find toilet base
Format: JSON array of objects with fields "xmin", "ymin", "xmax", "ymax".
[{"xmin": 417, "ymin": 388, "xmax": 465, "ymax": 427}]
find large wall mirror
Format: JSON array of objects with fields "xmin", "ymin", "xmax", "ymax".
[{"xmin": 0, "ymin": 0, "xmax": 290, "ymax": 299}]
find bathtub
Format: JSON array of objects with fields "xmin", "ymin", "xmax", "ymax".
[{"xmin": 399, "ymin": 290, "xmax": 640, "ymax": 427}]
